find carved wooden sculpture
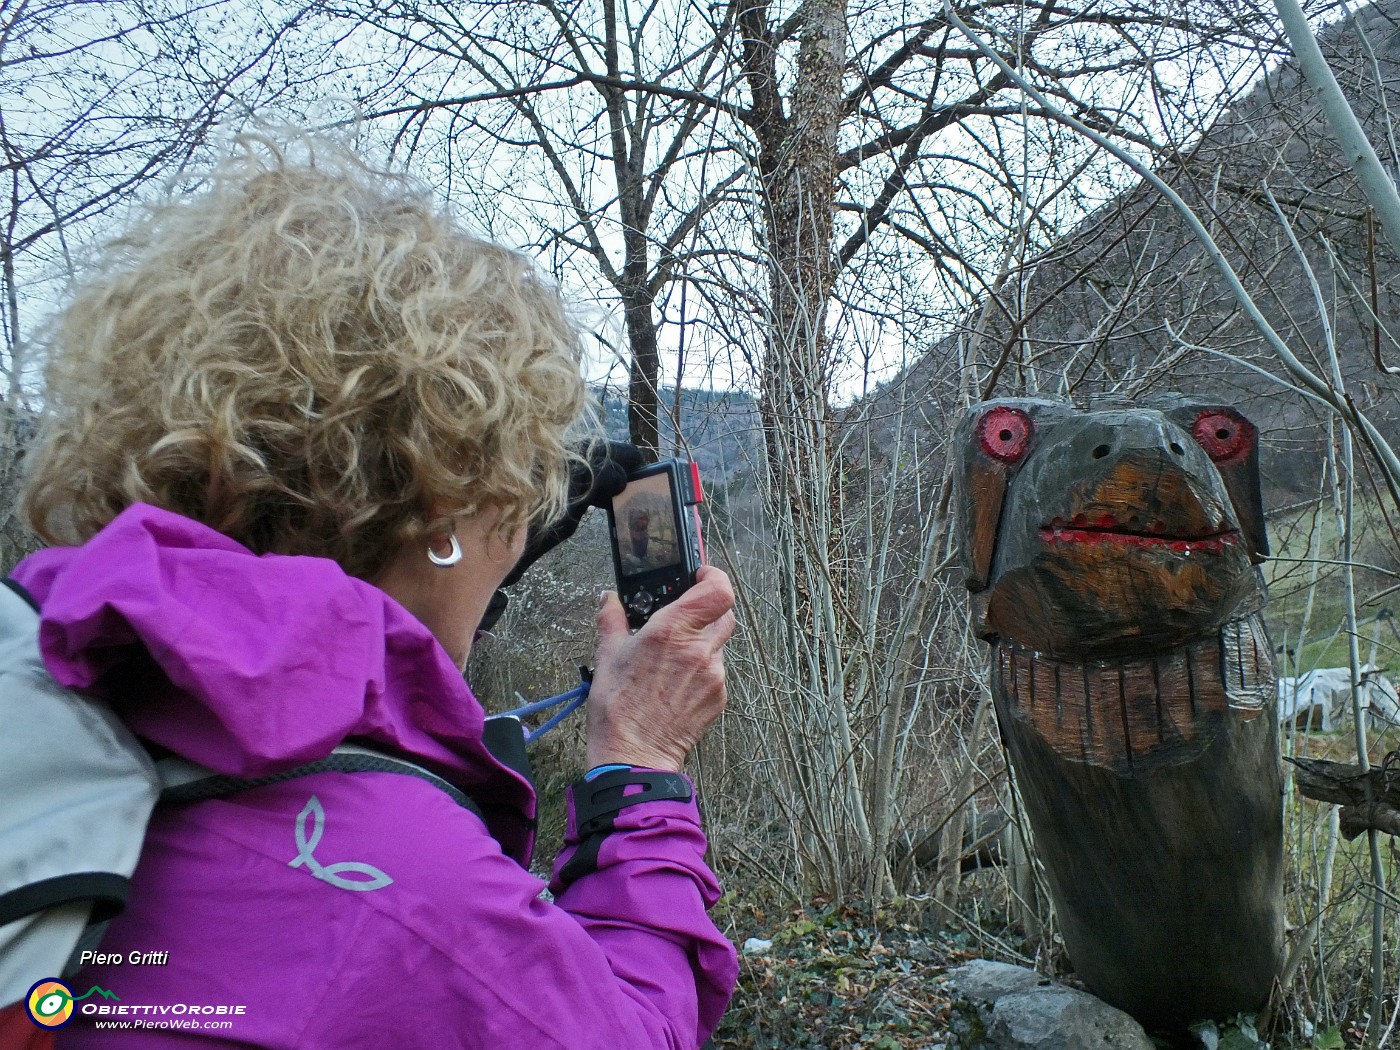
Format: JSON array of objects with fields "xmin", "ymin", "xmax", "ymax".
[{"xmin": 953, "ymin": 396, "xmax": 1284, "ymax": 1029}]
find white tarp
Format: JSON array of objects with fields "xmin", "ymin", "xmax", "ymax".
[{"xmin": 1277, "ymin": 665, "xmax": 1400, "ymax": 730}]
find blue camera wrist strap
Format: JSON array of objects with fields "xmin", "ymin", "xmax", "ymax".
[{"xmin": 498, "ymin": 673, "xmax": 591, "ymax": 743}]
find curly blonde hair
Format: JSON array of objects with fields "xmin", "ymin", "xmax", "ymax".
[{"xmin": 22, "ymin": 135, "xmax": 589, "ymax": 580}]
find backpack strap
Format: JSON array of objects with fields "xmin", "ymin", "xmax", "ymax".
[
  {"xmin": 155, "ymin": 745, "xmax": 482, "ymax": 816},
  {"xmin": 2, "ymin": 578, "xmax": 38, "ymax": 612}
]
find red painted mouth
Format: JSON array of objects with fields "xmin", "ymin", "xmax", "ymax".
[{"xmin": 1040, "ymin": 515, "xmax": 1240, "ymax": 554}]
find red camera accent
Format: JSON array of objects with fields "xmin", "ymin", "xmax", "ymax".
[
  {"xmin": 977, "ymin": 407, "xmax": 1034, "ymax": 463},
  {"xmin": 1191, "ymin": 409, "xmax": 1254, "ymax": 463}
]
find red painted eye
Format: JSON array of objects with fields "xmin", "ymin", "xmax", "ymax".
[
  {"xmin": 1192, "ymin": 409, "xmax": 1254, "ymax": 463},
  {"xmin": 977, "ymin": 407, "xmax": 1033, "ymax": 463}
]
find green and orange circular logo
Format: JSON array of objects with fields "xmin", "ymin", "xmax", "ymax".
[{"xmin": 25, "ymin": 979, "xmax": 76, "ymax": 1028}]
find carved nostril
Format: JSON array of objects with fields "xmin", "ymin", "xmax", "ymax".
[
  {"xmin": 1170, "ymin": 442, "xmax": 1185, "ymax": 456},
  {"xmin": 1093, "ymin": 444, "xmax": 1111, "ymax": 459}
]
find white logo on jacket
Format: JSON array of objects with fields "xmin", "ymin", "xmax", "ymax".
[{"xmin": 288, "ymin": 796, "xmax": 393, "ymax": 892}]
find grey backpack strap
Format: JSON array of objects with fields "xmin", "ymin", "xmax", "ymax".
[{"xmin": 155, "ymin": 745, "xmax": 482, "ymax": 816}]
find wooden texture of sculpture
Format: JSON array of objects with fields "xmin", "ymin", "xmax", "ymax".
[{"xmin": 953, "ymin": 397, "xmax": 1284, "ymax": 1029}]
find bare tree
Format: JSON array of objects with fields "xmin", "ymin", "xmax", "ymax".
[
  {"xmin": 0, "ymin": 0, "xmax": 325, "ymax": 387},
  {"xmin": 312, "ymin": 0, "xmax": 754, "ymax": 458}
]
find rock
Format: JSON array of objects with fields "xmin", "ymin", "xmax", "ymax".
[
  {"xmin": 741, "ymin": 937, "xmax": 772, "ymax": 956},
  {"xmin": 949, "ymin": 961, "xmax": 1155, "ymax": 1050},
  {"xmin": 953, "ymin": 960, "xmax": 1046, "ymax": 1001}
]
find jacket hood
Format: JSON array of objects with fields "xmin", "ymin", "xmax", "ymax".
[{"xmin": 11, "ymin": 504, "xmax": 534, "ymax": 822}]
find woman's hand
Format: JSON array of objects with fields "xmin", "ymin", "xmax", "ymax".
[{"xmin": 586, "ymin": 565, "xmax": 736, "ymax": 772}]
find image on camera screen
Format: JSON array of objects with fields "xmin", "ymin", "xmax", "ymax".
[{"xmin": 613, "ymin": 472, "xmax": 684, "ymax": 579}]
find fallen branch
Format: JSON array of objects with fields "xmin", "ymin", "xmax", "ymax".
[{"xmin": 1288, "ymin": 755, "xmax": 1400, "ymax": 839}]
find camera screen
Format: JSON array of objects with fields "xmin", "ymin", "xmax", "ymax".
[{"xmin": 613, "ymin": 472, "xmax": 683, "ymax": 579}]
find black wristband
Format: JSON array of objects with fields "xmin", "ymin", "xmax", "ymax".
[
  {"xmin": 556, "ymin": 770, "xmax": 693, "ymax": 887},
  {"xmin": 572, "ymin": 769, "xmax": 693, "ymax": 839}
]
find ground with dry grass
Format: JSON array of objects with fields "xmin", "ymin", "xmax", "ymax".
[{"xmin": 711, "ymin": 897, "xmax": 972, "ymax": 1049}]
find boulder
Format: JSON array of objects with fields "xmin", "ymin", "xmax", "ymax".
[{"xmin": 949, "ymin": 961, "xmax": 1155, "ymax": 1050}]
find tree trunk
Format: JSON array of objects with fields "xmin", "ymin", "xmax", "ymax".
[{"xmin": 736, "ymin": 0, "xmax": 879, "ymax": 897}]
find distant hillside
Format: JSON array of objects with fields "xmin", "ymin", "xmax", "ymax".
[
  {"xmin": 898, "ymin": 1, "xmax": 1400, "ymax": 507},
  {"xmin": 595, "ymin": 386, "xmax": 763, "ymax": 486}
]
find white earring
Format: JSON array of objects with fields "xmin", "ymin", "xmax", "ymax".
[{"xmin": 428, "ymin": 534, "xmax": 462, "ymax": 568}]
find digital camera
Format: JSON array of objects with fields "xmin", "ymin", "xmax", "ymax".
[{"xmin": 606, "ymin": 459, "xmax": 705, "ymax": 629}]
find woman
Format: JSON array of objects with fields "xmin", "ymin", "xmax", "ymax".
[{"xmin": 13, "ymin": 136, "xmax": 738, "ymax": 1048}]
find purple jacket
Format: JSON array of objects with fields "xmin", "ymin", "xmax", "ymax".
[{"xmin": 14, "ymin": 504, "xmax": 737, "ymax": 1048}]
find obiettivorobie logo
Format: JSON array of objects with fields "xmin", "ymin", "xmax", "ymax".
[
  {"xmin": 24, "ymin": 977, "xmax": 250, "ymax": 1029},
  {"xmin": 25, "ymin": 979, "xmax": 119, "ymax": 1028}
]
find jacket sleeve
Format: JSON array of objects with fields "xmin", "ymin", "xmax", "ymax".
[{"xmin": 547, "ymin": 776, "xmax": 738, "ymax": 1048}]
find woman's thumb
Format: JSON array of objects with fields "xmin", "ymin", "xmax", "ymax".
[{"xmin": 596, "ymin": 590, "xmax": 629, "ymax": 642}]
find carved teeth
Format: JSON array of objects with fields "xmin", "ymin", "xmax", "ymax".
[{"xmin": 994, "ymin": 617, "xmax": 1273, "ymax": 766}]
